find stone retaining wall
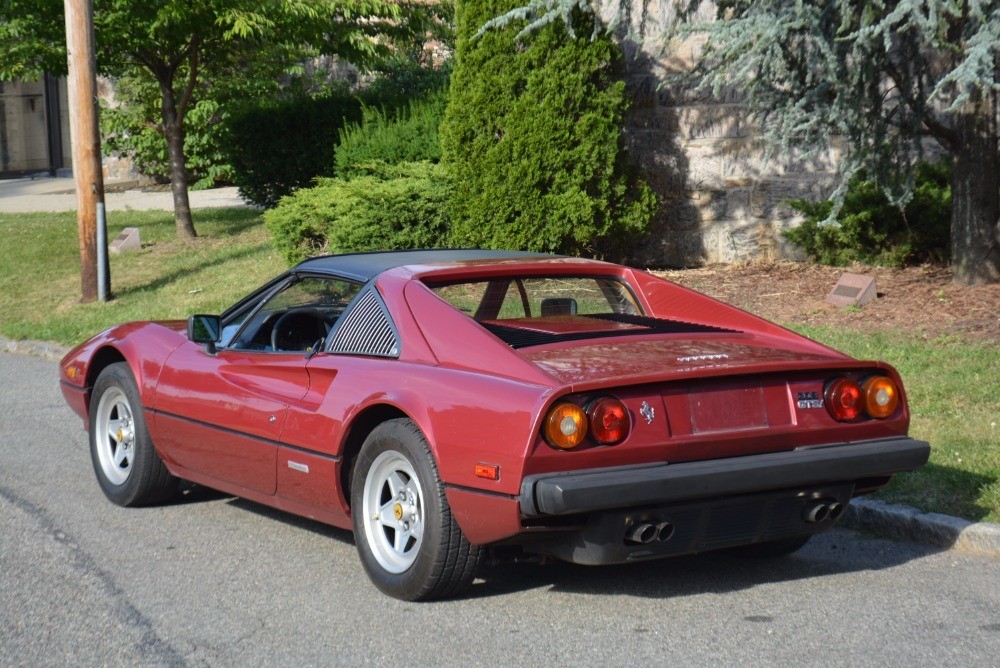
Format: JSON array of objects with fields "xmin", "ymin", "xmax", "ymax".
[{"xmin": 605, "ymin": 1, "xmax": 835, "ymax": 267}]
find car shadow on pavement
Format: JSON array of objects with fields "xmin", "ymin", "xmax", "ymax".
[
  {"xmin": 227, "ymin": 496, "xmax": 356, "ymax": 545},
  {"xmin": 465, "ymin": 530, "xmax": 943, "ymax": 600}
]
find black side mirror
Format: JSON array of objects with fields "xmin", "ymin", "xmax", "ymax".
[{"xmin": 187, "ymin": 314, "xmax": 221, "ymax": 354}]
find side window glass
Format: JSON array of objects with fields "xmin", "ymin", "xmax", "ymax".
[{"xmin": 228, "ymin": 277, "xmax": 361, "ymax": 352}]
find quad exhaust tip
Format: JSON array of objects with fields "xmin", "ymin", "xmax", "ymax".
[
  {"xmin": 626, "ymin": 521, "xmax": 675, "ymax": 545},
  {"xmin": 803, "ymin": 499, "xmax": 847, "ymax": 524}
]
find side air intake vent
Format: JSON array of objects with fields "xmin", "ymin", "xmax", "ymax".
[{"xmin": 328, "ymin": 288, "xmax": 399, "ymax": 357}]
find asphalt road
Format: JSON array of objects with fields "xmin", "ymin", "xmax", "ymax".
[{"xmin": 2, "ymin": 352, "xmax": 998, "ymax": 667}]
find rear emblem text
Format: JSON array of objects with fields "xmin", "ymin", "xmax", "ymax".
[
  {"xmin": 796, "ymin": 391, "xmax": 824, "ymax": 409},
  {"xmin": 676, "ymin": 353, "xmax": 729, "ymax": 363}
]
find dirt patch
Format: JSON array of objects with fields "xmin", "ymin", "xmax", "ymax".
[{"xmin": 653, "ymin": 262, "xmax": 1000, "ymax": 344}]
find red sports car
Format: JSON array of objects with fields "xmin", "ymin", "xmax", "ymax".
[{"xmin": 60, "ymin": 250, "xmax": 929, "ymax": 600}]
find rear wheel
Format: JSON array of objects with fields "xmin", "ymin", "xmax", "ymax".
[
  {"xmin": 89, "ymin": 363, "xmax": 178, "ymax": 506},
  {"xmin": 351, "ymin": 419, "xmax": 481, "ymax": 600}
]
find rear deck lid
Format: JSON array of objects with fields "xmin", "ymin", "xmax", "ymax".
[{"xmin": 519, "ymin": 336, "xmax": 847, "ymax": 387}]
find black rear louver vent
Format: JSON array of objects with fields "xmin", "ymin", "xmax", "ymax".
[
  {"xmin": 328, "ymin": 289, "xmax": 399, "ymax": 357},
  {"xmin": 482, "ymin": 314, "xmax": 738, "ymax": 349}
]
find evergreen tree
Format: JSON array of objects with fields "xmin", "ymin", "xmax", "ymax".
[
  {"xmin": 440, "ymin": 0, "xmax": 656, "ymax": 258},
  {"xmin": 482, "ymin": 0, "xmax": 999, "ymax": 284}
]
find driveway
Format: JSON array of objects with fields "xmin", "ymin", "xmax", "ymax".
[{"xmin": 2, "ymin": 352, "xmax": 998, "ymax": 666}]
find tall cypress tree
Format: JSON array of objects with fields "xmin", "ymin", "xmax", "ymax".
[{"xmin": 440, "ymin": 0, "xmax": 656, "ymax": 259}]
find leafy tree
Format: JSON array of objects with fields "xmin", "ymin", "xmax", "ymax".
[
  {"xmin": 440, "ymin": 0, "xmax": 656, "ymax": 259},
  {"xmin": 480, "ymin": 0, "xmax": 998, "ymax": 283},
  {"xmin": 0, "ymin": 0, "xmax": 440, "ymax": 239}
]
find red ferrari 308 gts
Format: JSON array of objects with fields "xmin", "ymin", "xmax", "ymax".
[{"xmin": 59, "ymin": 249, "xmax": 930, "ymax": 600}]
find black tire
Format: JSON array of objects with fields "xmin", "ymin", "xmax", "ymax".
[
  {"xmin": 88, "ymin": 362, "xmax": 178, "ymax": 506},
  {"xmin": 351, "ymin": 418, "xmax": 481, "ymax": 601},
  {"xmin": 727, "ymin": 534, "xmax": 812, "ymax": 558}
]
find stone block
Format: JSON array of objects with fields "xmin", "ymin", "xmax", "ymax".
[
  {"xmin": 688, "ymin": 189, "xmax": 729, "ymax": 222},
  {"xmin": 665, "ymin": 105, "xmax": 744, "ymax": 140},
  {"xmin": 109, "ymin": 227, "xmax": 141, "ymax": 254},
  {"xmin": 826, "ymin": 273, "xmax": 877, "ymax": 307},
  {"xmin": 626, "ymin": 75, "xmax": 658, "ymax": 109},
  {"xmin": 700, "ymin": 219, "xmax": 766, "ymax": 263},
  {"xmin": 750, "ymin": 179, "xmax": 820, "ymax": 220}
]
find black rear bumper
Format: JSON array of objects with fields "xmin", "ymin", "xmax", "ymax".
[{"xmin": 519, "ymin": 436, "xmax": 930, "ymax": 517}]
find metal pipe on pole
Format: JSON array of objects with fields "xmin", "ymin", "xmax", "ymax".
[{"xmin": 64, "ymin": 0, "xmax": 109, "ymax": 303}]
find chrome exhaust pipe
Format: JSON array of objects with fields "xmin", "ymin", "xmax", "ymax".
[
  {"xmin": 655, "ymin": 522, "xmax": 674, "ymax": 543},
  {"xmin": 626, "ymin": 523, "xmax": 658, "ymax": 544},
  {"xmin": 828, "ymin": 502, "xmax": 845, "ymax": 521},
  {"xmin": 803, "ymin": 501, "xmax": 830, "ymax": 523}
]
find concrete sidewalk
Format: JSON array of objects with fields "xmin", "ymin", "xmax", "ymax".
[{"xmin": 0, "ymin": 175, "xmax": 246, "ymax": 213}]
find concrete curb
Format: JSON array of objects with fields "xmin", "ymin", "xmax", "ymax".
[
  {"xmin": 2, "ymin": 336, "xmax": 998, "ymax": 558},
  {"xmin": 0, "ymin": 336, "xmax": 69, "ymax": 362},
  {"xmin": 843, "ymin": 498, "xmax": 1000, "ymax": 558}
]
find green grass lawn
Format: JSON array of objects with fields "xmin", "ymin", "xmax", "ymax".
[
  {"xmin": 1, "ymin": 208, "xmax": 997, "ymax": 522},
  {"xmin": 0, "ymin": 209, "xmax": 284, "ymax": 345},
  {"xmin": 793, "ymin": 326, "xmax": 1000, "ymax": 523}
]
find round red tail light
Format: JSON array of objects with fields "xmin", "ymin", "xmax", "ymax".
[
  {"xmin": 825, "ymin": 378, "xmax": 863, "ymax": 421},
  {"xmin": 587, "ymin": 397, "xmax": 631, "ymax": 445},
  {"xmin": 863, "ymin": 376, "xmax": 900, "ymax": 419}
]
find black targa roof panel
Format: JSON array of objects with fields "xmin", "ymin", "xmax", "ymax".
[{"xmin": 293, "ymin": 249, "xmax": 558, "ymax": 283}]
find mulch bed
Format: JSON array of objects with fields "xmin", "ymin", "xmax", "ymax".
[{"xmin": 654, "ymin": 262, "xmax": 1000, "ymax": 344}]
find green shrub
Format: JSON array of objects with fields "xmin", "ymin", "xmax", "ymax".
[
  {"xmin": 222, "ymin": 91, "xmax": 364, "ymax": 208},
  {"xmin": 440, "ymin": 0, "xmax": 657, "ymax": 259},
  {"xmin": 102, "ymin": 69, "xmax": 236, "ymax": 189},
  {"xmin": 335, "ymin": 88, "xmax": 448, "ymax": 177},
  {"xmin": 264, "ymin": 161, "xmax": 451, "ymax": 264},
  {"xmin": 783, "ymin": 161, "xmax": 951, "ymax": 267},
  {"xmin": 361, "ymin": 59, "xmax": 452, "ymax": 111}
]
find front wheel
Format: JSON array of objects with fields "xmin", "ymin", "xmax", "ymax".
[
  {"xmin": 89, "ymin": 362, "xmax": 178, "ymax": 506},
  {"xmin": 351, "ymin": 419, "xmax": 481, "ymax": 600}
]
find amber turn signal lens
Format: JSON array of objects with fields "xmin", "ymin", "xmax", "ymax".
[
  {"xmin": 474, "ymin": 463, "xmax": 500, "ymax": 480},
  {"xmin": 544, "ymin": 402, "xmax": 588, "ymax": 449},
  {"xmin": 587, "ymin": 397, "xmax": 631, "ymax": 445},
  {"xmin": 863, "ymin": 376, "xmax": 899, "ymax": 419},
  {"xmin": 825, "ymin": 377, "xmax": 863, "ymax": 421}
]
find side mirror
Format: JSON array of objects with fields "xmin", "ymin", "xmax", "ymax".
[{"xmin": 187, "ymin": 314, "xmax": 221, "ymax": 354}]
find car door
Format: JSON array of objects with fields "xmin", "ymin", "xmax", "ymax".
[{"xmin": 152, "ymin": 275, "xmax": 361, "ymax": 495}]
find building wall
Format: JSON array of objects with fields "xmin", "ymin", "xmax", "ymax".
[
  {"xmin": 0, "ymin": 77, "xmax": 71, "ymax": 176},
  {"xmin": 605, "ymin": 0, "xmax": 835, "ymax": 266}
]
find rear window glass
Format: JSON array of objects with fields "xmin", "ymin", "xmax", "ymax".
[{"xmin": 429, "ymin": 276, "xmax": 642, "ymax": 320}]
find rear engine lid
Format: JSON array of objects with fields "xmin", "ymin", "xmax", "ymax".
[{"xmin": 520, "ymin": 337, "xmax": 847, "ymax": 387}]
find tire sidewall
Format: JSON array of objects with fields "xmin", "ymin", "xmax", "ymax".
[
  {"xmin": 350, "ymin": 420, "xmax": 447, "ymax": 601},
  {"xmin": 88, "ymin": 363, "xmax": 154, "ymax": 506}
]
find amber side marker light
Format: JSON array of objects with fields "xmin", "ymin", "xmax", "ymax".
[
  {"xmin": 474, "ymin": 463, "xmax": 500, "ymax": 481},
  {"xmin": 587, "ymin": 397, "xmax": 631, "ymax": 445},
  {"xmin": 825, "ymin": 377, "xmax": 863, "ymax": 421},
  {"xmin": 863, "ymin": 376, "xmax": 900, "ymax": 419},
  {"xmin": 544, "ymin": 402, "xmax": 588, "ymax": 449}
]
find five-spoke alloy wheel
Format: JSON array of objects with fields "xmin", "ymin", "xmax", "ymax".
[
  {"xmin": 351, "ymin": 419, "xmax": 481, "ymax": 601},
  {"xmin": 88, "ymin": 363, "xmax": 178, "ymax": 506}
]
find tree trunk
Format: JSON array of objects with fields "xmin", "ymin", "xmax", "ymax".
[
  {"xmin": 158, "ymin": 79, "xmax": 197, "ymax": 239},
  {"xmin": 950, "ymin": 86, "xmax": 999, "ymax": 285}
]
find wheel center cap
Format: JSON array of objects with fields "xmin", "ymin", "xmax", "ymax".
[
  {"xmin": 116, "ymin": 428, "xmax": 124, "ymax": 442},
  {"xmin": 393, "ymin": 503, "xmax": 404, "ymax": 520}
]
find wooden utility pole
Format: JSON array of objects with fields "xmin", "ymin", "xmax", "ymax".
[{"xmin": 64, "ymin": 0, "xmax": 106, "ymax": 303}]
